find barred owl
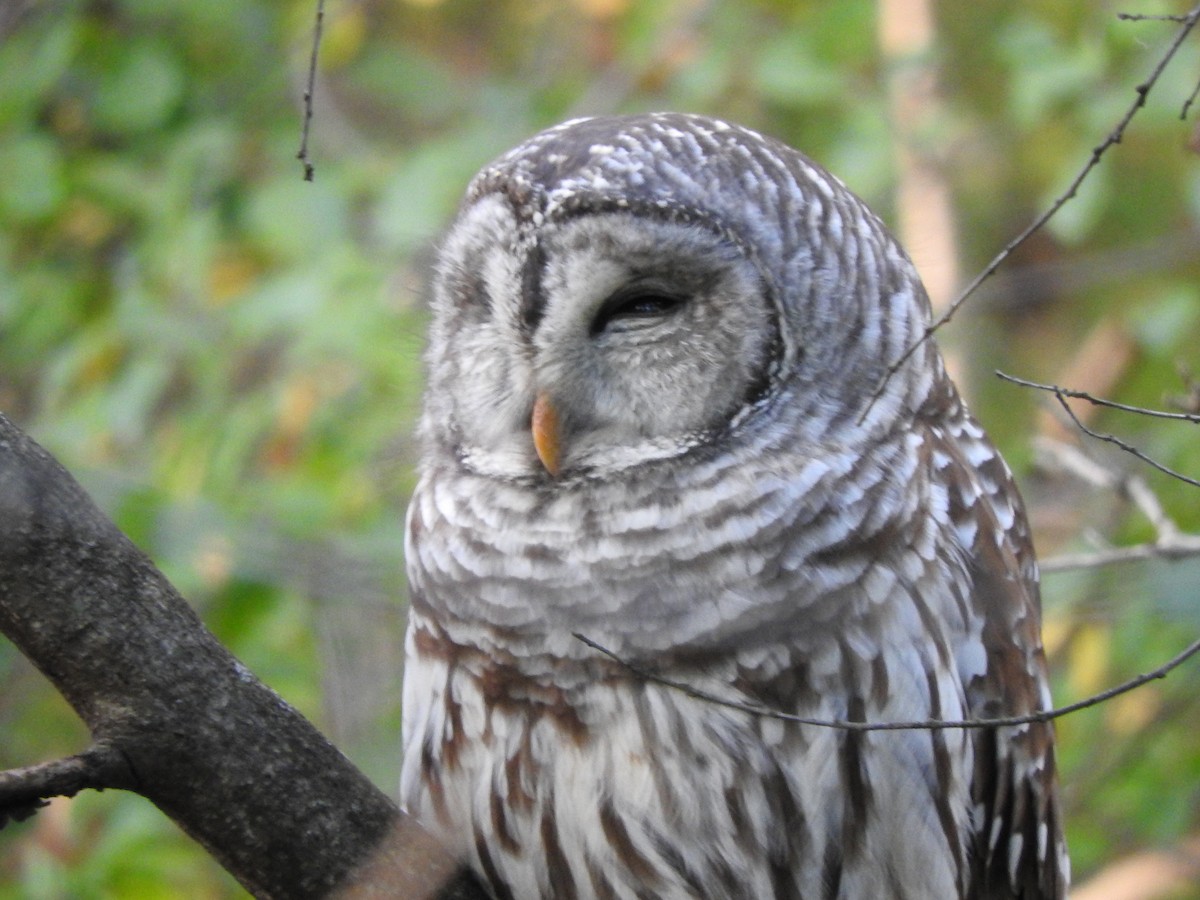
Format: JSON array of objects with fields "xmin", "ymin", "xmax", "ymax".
[{"xmin": 400, "ymin": 113, "xmax": 1068, "ymax": 899}]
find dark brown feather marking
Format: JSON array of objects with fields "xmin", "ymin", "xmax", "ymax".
[
  {"xmin": 650, "ymin": 832, "xmax": 709, "ymax": 896},
  {"xmin": 541, "ymin": 802, "xmax": 579, "ymax": 900},
  {"xmin": 838, "ymin": 694, "xmax": 872, "ymax": 861},
  {"xmin": 632, "ymin": 689, "xmax": 680, "ymax": 818},
  {"xmin": 585, "ymin": 861, "xmax": 618, "ymax": 900},
  {"xmin": 491, "ymin": 784, "xmax": 520, "ymax": 853},
  {"xmin": 420, "ymin": 735, "xmax": 451, "ymax": 828},
  {"xmin": 821, "ymin": 839, "xmax": 843, "ymax": 900},
  {"xmin": 505, "ymin": 742, "xmax": 535, "ymax": 814},
  {"xmin": 599, "ymin": 801, "xmax": 660, "ymax": 885},
  {"xmin": 925, "ymin": 668, "xmax": 966, "ymax": 882},
  {"xmin": 475, "ymin": 825, "xmax": 516, "ymax": 900},
  {"xmin": 869, "ymin": 652, "xmax": 890, "ymax": 708},
  {"xmin": 764, "ymin": 765, "xmax": 804, "ymax": 900}
]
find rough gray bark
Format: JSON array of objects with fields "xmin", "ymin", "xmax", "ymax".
[{"xmin": 0, "ymin": 413, "xmax": 487, "ymax": 899}]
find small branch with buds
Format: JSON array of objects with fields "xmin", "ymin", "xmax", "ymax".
[{"xmin": 296, "ymin": 0, "xmax": 326, "ymax": 181}]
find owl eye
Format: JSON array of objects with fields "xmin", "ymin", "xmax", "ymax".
[{"xmin": 590, "ymin": 285, "xmax": 688, "ymax": 335}]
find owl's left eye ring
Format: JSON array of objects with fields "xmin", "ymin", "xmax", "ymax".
[{"xmin": 590, "ymin": 284, "xmax": 688, "ymax": 335}]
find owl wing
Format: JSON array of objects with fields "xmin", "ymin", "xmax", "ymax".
[{"xmin": 942, "ymin": 417, "xmax": 1068, "ymax": 899}]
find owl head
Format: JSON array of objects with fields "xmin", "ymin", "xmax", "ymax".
[{"xmin": 420, "ymin": 113, "xmax": 944, "ymax": 484}]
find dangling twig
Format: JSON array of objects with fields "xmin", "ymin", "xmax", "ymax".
[
  {"xmin": 573, "ymin": 633, "xmax": 1200, "ymax": 732},
  {"xmin": 296, "ymin": 0, "xmax": 327, "ymax": 182}
]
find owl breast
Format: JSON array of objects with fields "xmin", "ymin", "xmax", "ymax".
[
  {"xmin": 401, "ymin": 649, "xmax": 974, "ymax": 900},
  {"xmin": 400, "ymin": 430, "xmax": 981, "ymax": 899}
]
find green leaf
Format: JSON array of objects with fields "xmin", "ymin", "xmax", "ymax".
[
  {"xmin": 0, "ymin": 134, "xmax": 66, "ymax": 221},
  {"xmin": 0, "ymin": 14, "xmax": 81, "ymax": 130},
  {"xmin": 754, "ymin": 36, "xmax": 845, "ymax": 107},
  {"xmin": 92, "ymin": 40, "xmax": 185, "ymax": 135}
]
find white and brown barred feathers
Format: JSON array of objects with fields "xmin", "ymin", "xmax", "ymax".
[{"xmin": 400, "ymin": 113, "xmax": 1068, "ymax": 899}]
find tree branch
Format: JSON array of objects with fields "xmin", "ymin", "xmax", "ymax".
[
  {"xmin": 0, "ymin": 745, "xmax": 136, "ymax": 824},
  {"xmin": 0, "ymin": 413, "xmax": 484, "ymax": 899},
  {"xmin": 1039, "ymin": 537, "xmax": 1200, "ymax": 573}
]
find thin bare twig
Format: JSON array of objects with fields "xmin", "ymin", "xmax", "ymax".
[
  {"xmin": 1183, "ymin": 75, "xmax": 1200, "ymax": 120},
  {"xmin": 573, "ymin": 633, "xmax": 1200, "ymax": 732},
  {"xmin": 861, "ymin": 4, "xmax": 1200, "ymax": 419},
  {"xmin": 1052, "ymin": 391, "xmax": 1200, "ymax": 489},
  {"xmin": 296, "ymin": 0, "xmax": 326, "ymax": 182},
  {"xmin": 1117, "ymin": 12, "xmax": 1193, "ymax": 23},
  {"xmin": 996, "ymin": 371, "xmax": 1200, "ymax": 423}
]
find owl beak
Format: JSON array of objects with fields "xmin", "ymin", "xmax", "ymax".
[{"xmin": 531, "ymin": 392, "xmax": 562, "ymax": 477}]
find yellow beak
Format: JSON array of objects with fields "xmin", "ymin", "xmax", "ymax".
[{"xmin": 531, "ymin": 392, "xmax": 561, "ymax": 477}]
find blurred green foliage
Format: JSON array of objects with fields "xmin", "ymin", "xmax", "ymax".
[{"xmin": 0, "ymin": 0, "xmax": 1198, "ymax": 895}]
